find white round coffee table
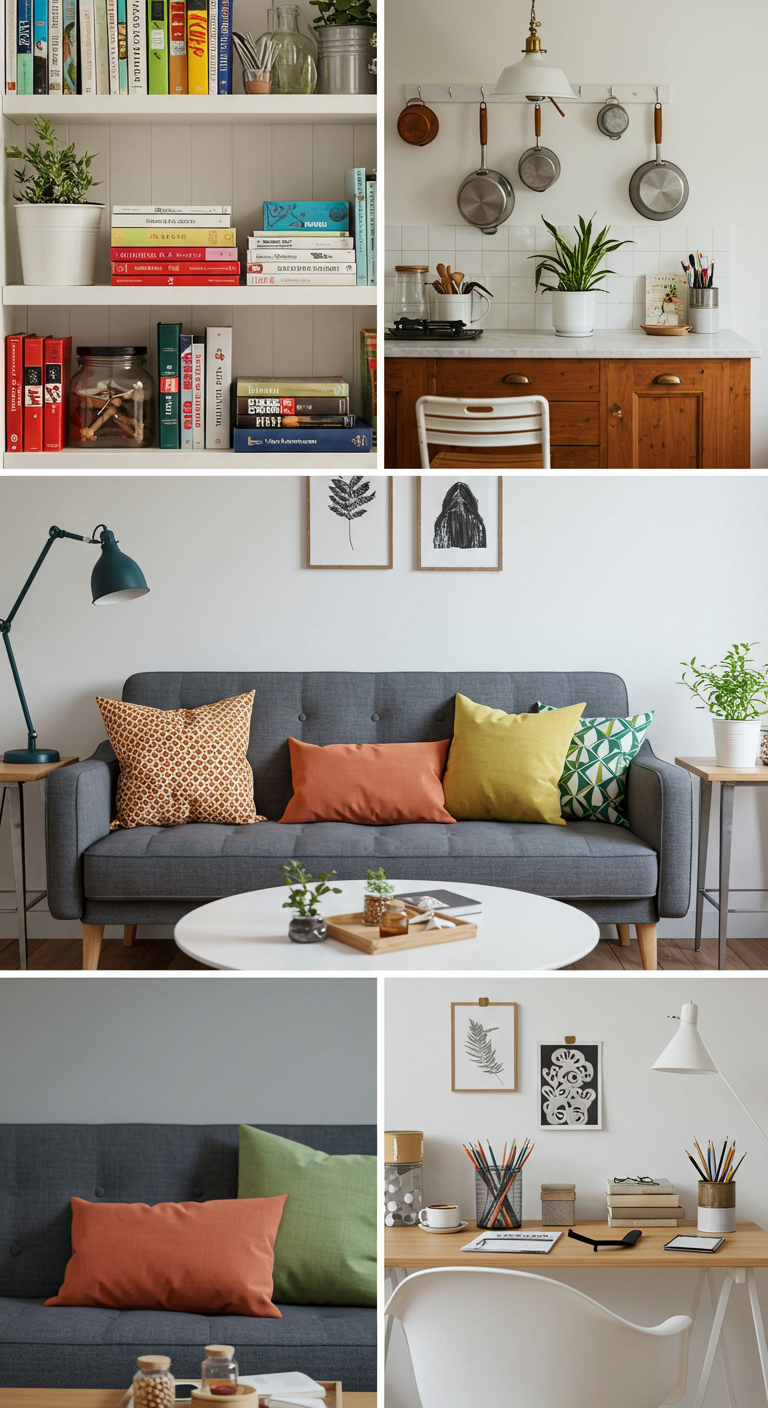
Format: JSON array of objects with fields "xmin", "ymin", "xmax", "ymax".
[{"xmin": 174, "ymin": 879, "xmax": 599, "ymax": 971}]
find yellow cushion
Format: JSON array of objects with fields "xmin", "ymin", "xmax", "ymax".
[{"xmin": 443, "ymin": 694, "xmax": 586, "ymax": 825}]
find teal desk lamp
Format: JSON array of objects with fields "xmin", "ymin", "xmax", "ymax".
[{"xmin": 1, "ymin": 523, "xmax": 149, "ymax": 764}]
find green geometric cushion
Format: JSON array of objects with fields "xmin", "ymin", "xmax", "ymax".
[{"xmin": 538, "ymin": 705, "xmax": 654, "ymax": 826}]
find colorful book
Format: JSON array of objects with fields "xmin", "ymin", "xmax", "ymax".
[
  {"xmin": 205, "ymin": 325, "xmax": 232, "ymax": 449},
  {"xmin": 111, "ymin": 244, "xmax": 234, "ymax": 259},
  {"xmin": 111, "ymin": 212, "xmax": 232, "ymax": 226},
  {"xmin": 262, "ymin": 201, "xmax": 350, "ymax": 233},
  {"xmin": 6, "ymin": 0, "xmax": 17, "ymax": 91},
  {"xmin": 246, "ymin": 261, "xmax": 355, "ymax": 275},
  {"xmin": 344, "ymin": 168, "xmax": 367, "ymax": 285},
  {"xmin": 168, "ymin": 0, "xmax": 186, "ymax": 90},
  {"xmin": 116, "ymin": 0, "xmax": 127, "ymax": 88},
  {"xmin": 23, "ymin": 334, "xmax": 45, "ymax": 454},
  {"xmin": 43, "ymin": 336, "xmax": 71, "ymax": 451},
  {"xmin": 192, "ymin": 335, "xmax": 205, "ymax": 448},
  {"xmin": 235, "ymin": 414, "xmax": 356, "ymax": 429},
  {"xmin": 16, "ymin": 0, "xmax": 32, "ymax": 93},
  {"xmin": 111, "ymin": 227, "xmax": 235, "ymax": 245},
  {"xmin": 246, "ymin": 273, "xmax": 356, "ymax": 286},
  {"xmin": 78, "ymin": 0, "xmax": 95, "ymax": 91},
  {"xmin": 48, "ymin": 0, "xmax": 63, "ymax": 90},
  {"xmin": 5, "ymin": 334, "xmax": 25, "ymax": 452},
  {"xmin": 106, "ymin": 0, "xmax": 119, "ymax": 90},
  {"xmin": 147, "ymin": 0, "xmax": 167, "ymax": 92},
  {"xmin": 366, "ymin": 171, "xmax": 376, "ymax": 285},
  {"xmin": 93, "ymin": 0, "xmax": 108, "ymax": 91},
  {"xmin": 112, "ymin": 274, "xmax": 240, "ymax": 285},
  {"xmin": 248, "ymin": 236, "xmax": 355, "ymax": 250},
  {"xmin": 186, "ymin": 0, "xmax": 206, "ymax": 93},
  {"xmin": 206, "ymin": 0, "xmax": 215, "ymax": 90},
  {"xmin": 246, "ymin": 248, "xmax": 354, "ymax": 262},
  {"xmin": 360, "ymin": 326, "xmax": 376, "ymax": 451},
  {"xmin": 216, "ymin": 0, "xmax": 230, "ymax": 92},
  {"xmin": 111, "ymin": 260, "xmax": 240, "ymax": 274},
  {"xmin": 62, "ymin": 0, "xmax": 75, "ymax": 89},
  {"xmin": 32, "ymin": 0, "xmax": 47, "ymax": 92},
  {"xmin": 179, "ymin": 331, "xmax": 193, "ymax": 450},
  {"xmin": 157, "ymin": 321, "xmax": 181, "ymax": 448},
  {"xmin": 236, "ymin": 395, "xmax": 350, "ymax": 415},
  {"xmin": 233, "ymin": 423, "xmax": 372, "ymax": 454},
  {"xmin": 236, "ymin": 377, "xmax": 348, "ymax": 396},
  {"xmin": 126, "ymin": 0, "xmax": 145, "ymax": 91},
  {"xmin": 114, "ymin": 204, "xmax": 233, "ymax": 214}
]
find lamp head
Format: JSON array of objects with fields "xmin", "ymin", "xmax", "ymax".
[
  {"xmin": 90, "ymin": 525, "xmax": 150, "ymax": 605},
  {"xmin": 653, "ymin": 1002, "xmax": 719, "ymax": 1075},
  {"xmin": 494, "ymin": 0, "xmax": 576, "ymax": 101}
]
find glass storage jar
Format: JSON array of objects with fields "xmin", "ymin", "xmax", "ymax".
[
  {"xmin": 201, "ymin": 1344, "xmax": 239, "ymax": 1396},
  {"xmin": 264, "ymin": 5, "xmax": 317, "ymax": 94},
  {"xmin": 70, "ymin": 346, "xmax": 154, "ymax": 448},
  {"xmin": 132, "ymin": 1355, "xmax": 175, "ymax": 1408},
  {"xmin": 384, "ymin": 1130, "xmax": 423, "ymax": 1227},
  {"xmin": 379, "ymin": 897, "xmax": 409, "ymax": 938},
  {"xmin": 392, "ymin": 266, "xmax": 429, "ymax": 323}
]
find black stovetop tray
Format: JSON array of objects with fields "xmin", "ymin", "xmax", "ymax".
[{"xmin": 386, "ymin": 322, "xmax": 484, "ymax": 341}]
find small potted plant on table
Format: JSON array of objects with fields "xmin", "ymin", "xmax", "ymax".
[
  {"xmin": 678, "ymin": 642, "xmax": 768, "ymax": 767},
  {"xmin": 5, "ymin": 116, "xmax": 103, "ymax": 286},
  {"xmin": 281, "ymin": 860, "xmax": 342, "ymax": 943},
  {"xmin": 310, "ymin": 0, "xmax": 376, "ymax": 94},
  {"xmin": 362, "ymin": 866, "xmax": 394, "ymax": 926},
  {"xmin": 530, "ymin": 214, "xmax": 632, "ymax": 337}
]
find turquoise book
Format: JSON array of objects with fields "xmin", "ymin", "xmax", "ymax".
[
  {"xmin": 158, "ymin": 321, "xmax": 181, "ymax": 448},
  {"xmin": 344, "ymin": 167, "xmax": 368, "ymax": 286},
  {"xmin": 366, "ymin": 171, "xmax": 376, "ymax": 286}
]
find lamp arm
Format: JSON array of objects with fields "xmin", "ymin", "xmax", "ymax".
[
  {"xmin": 1, "ymin": 525, "xmax": 93, "ymax": 630},
  {"xmin": 717, "ymin": 1066, "xmax": 768, "ymax": 1144}
]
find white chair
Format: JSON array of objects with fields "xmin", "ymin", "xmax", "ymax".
[
  {"xmin": 415, "ymin": 394, "xmax": 551, "ymax": 470},
  {"xmin": 385, "ymin": 1267, "xmax": 691, "ymax": 1408}
]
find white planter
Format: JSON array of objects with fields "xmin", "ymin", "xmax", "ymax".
[
  {"xmin": 712, "ymin": 717, "xmax": 761, "ymax": 768},
  {"xmin": 552, "ymin": 289, "xmax": 596, "ymax": 337},
  {"xmin": 15, "ymin": 203, "xmax": 104, "ymax": 286}
]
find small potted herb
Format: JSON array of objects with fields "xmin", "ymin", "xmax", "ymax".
[
  {"xmin": 530, "ymin": 214, "xmax": 633, "ymax": 337},
  {"xmin": 362, "ymin": 866, "xmax": 394, "ymax": 926},
  {"xmin": 281, "ymin": 860, "xmax": 342, "ymax": 943},
  {"xmin": 310, "ymin": 0, "xmax": 376, "ymax": 94},
  {"xmin": 5, "ymin": 117, "xmax": 103, "ymax": 287},
  {"xmin": 678, "ymin": 643, "xmax": 768, "ymax": 767}
]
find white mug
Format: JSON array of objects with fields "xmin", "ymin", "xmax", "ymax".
[
  {"xmin": 429, "ymin": 290, "xmax": 490, "ymax": 326},
  {"xmin": 418, "ymin": 1204, "xmax": 460, "ymax": 1229}
]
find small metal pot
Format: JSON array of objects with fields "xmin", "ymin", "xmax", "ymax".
[
  {"xmin": 288, "ymin": 915, "xmax": 328, "ymax": 943},
  {"xmin": 316, "ymin": 25, "xmax": 376, "ymax": 95}
]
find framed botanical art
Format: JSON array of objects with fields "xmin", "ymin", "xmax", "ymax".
[
  {"xmin": 417, "ymin": 477, "xmax": 502, "ymax": 571},
  {"xmin": 538, "ymin": 1042, "xmax": 602, "ymax": 1129},
  {"xmin": 451, "ymin": 1001, "xmax": 518, "ymax": 1092},
  {"xmin": 306, "ymin": 476, "xmax": 393, "ymax": 569}
]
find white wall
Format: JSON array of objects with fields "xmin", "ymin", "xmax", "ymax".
[
  {"xmin": 0, "ymin": 975, "xmax": 376, "ymax": 1123},
  {"xmin": 2, "ymin": 472, "xmax": 768, "ymax": 945},
  {"xmin": 383, "ymin": 0, "xmax": 768, "ymax": 463},
  {"xmin": 385, "ymin": 973, "xmax": 768, "ymax": 1408}
]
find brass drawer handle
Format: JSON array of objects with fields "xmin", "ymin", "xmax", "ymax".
[
  {"xmin": 502, "ymin": 373, "xmax": 532, "ymax": 385},
  {"xmin": 611, "ymin": 404, "xmax": 623, "ymax": 419},
  {"xmin": 653, "ymin": 374, "xmax": 682, "ymax": 385}
]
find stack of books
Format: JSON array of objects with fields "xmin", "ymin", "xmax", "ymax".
[
  {"xmin": 157, "ymin": 322, "xmax": 231, "ymax": 450},
  {"xmin": 247, "ymin": 202, "xmax": 355, "ymax": 288},
  {"xmin": 232, "ymin": 375, "xmax": 372, "ymax": 455},
  {"xmin": 111, "ymin": 206, "xmax": 239, "ymax": 288},
  {"xmin": 5, "ymin": 332, "xmax": 71, "ymax": 452},
  {"xmin": 360, "ymin": 327, "xmax": 376, "ymax": 452},
  {"xmin": 606, "ymin": 1179, "xmax": 685, "ymax": 1229}
]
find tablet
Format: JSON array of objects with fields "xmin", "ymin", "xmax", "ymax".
[{"xmin": 664, "ymin": 1234, "xmax": 725, "ymax": 1253}]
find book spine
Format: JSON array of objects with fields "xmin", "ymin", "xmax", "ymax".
[
  {"xmin": 147, "ymin": 0, "xmax": 167, "ymax": 92},
  {"xmin": 32, "ymin": 0, "xmax": 47, "ymax": 92},
  {"xmin": 5, "ymin": 334, "xmax": 25, "ymax": 451},
  {"xmin": 48, "ymin": 0, "xmax": 63, "ymax": 89},
  {"xmin": 366, "ymin": 175, "xmax": 376, "ymax": 285},
  {"xmin": 248, "ymin": 237, "xmax": 355, "ymax": 250},
  {"xmin": 110, "ymin": 245, "xmax": 233, "ymax": 259},
  {"xmin": 205, "ymin": 325, "xmax": 231, "ymax": 449},
  {"xmin": 262, "ymin": 200, "xmax": 350, "ymax": 232},
  {"xmin": 246, "ymin": 261, "xmax": 355, "ymax": 274},
  {"xmin": 168, "ymin": 0, "xmax": 186, "ymax": 90},
  {"xmin": 43, "ymin": 336, "xmax": 71, "ymax": 451},
  {"xmin": 192, "ymin": 336, "xmax": 205, "ymax": 448},
  {"xmin": 112, "ymin": 274, "xmax": 240, "ymax": 285},
  {"xmin": 23, "ymin": 335, "xmax": 45, "ymax": 454},
  {"xmin": 16, "ymin": 0, "xmax": 32, "ymax": 93},
  {"xmin": 113, "ymin": 204, "xmax": 232, "ymax": 214},
  {"xmin": 344, "ymin": 168, "xmax": 367, "ymax": 285},
  {"xmin": 61, "ymin": 0, "xmax": 75, "ymax": 89},
  {"xmin": 246, "ymin": 273, "xmax": 356, "ymax": 286},
  {"xmin": 110, "ymin": 212, "xmax": 232, "ymax": 226},
  {"xmin": 112, "ymin": 260, "xmax": 239, "ymax": 273},
  {"xmin": 360, "ymin": 328, "xmax": 376, "ymax": 447},
  {"xmin": 233, "ymin": 424, "xmax": 372, "ymax": 454},
  {"xmin": 206, "ymin": 0, "xmax": 215, "ymax": 91},
  {"xmin": 93, "ymin": 0, "xmax": 108, "ymax": 91},
  {"xmin": 111, "ymin": 227, "xmax": 235, "ymax": 245},
  {"xmin": 179, "ymin": 332, "xmax": 193, "ymax": 450},
  {"xmin": 216, "ymin": 0, "xmax": 229, "ymax": 92},
  {"xmin": 157, "ymin": 321, "xmax": 181, "ymax": 448},
  {"xmin": 78, "ymin": 0, "xmax": 95, "ymax": 91},
  {"xmin": 608, "ymin": 1218, "xmax": 683, "ymax": 1228},
  {"xmin": 186, "ymin": 0, "xmax": 206, "ymax": 93},
  {"xmin": 237, "ymin": 396, "xmax": 350, "ymax": 414},
  {"xmin": 6, "ymin": 0, "xmax": 17, "ymax": 90},
  {"xmin": 106, "ymin": 0, "xmax": 119, "ymax": 90},
  {"xmin": 116, "ymin": 0, "xmax": 127, "ymax": 88},
  {"xmin": 236, "ymin": 415, "xmax": 356, "ymax": 429},
  {"xmin": 235, "ymin": 381, "xmax": 349, "ymax": 397},
  {"xmin": 126, "ymin": 0, "xmax": 146, "ymax": 91}
]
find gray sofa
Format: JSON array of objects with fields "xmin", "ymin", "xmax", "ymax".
[
  {"xmin": 0, "ymin": 1122, "xmax": 376, "ymax": 1390},
  {"xmin": 46, "ymin": 671, "xmax": 693, "ymax": 970}
]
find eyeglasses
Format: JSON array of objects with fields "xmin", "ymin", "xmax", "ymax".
[
  {"xmin": 612, "ymin": 1175, "xmax": 658, "ymax": 1184},
  {"xmin": 568, "ymin": 1229, "xmax": 643, "ymax": 1252}
]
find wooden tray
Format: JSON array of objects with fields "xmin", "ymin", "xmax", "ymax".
[
  {"xmin": 640, "ymin": 323, "xmax": 693, "ymax": 336},
  {"xmin": 325, "ymin": 905, "xmax": 477, "ymax": 955}
]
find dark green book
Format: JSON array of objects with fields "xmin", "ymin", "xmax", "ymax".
[{"xmin": 157, "ymin": 322, "xmax": 181, "ymax": 448}]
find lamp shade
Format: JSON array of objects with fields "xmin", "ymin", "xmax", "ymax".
[
  {"xmin": 652, "ymin": 1002, "xmax": 719, "ymax": 1075},
  {"xmin": 91, "ymin": 530, "xmax": 149, "ymax": 605},
  {"xmin": 495, "ymin": 51, "xmax": 577, "ymax": 101}
]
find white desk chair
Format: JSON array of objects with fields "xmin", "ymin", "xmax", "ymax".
[
  {"xmin": 415, "ymin": 394, "xmax": 551, "ymax": 470},
  {"xmin": 385, "ymin": 1267, "xmax": 691, "ymax": 1408}
]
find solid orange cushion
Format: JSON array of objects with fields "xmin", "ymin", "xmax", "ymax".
[
  {"xmin": 45, "ymin": 1196, "xmax": 287, "ymax": 1316},
  {"xmin": 279, "ymin": 738, "xmax": 455, "ymax": 825}
]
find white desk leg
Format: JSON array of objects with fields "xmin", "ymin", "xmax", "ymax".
[
  {"xmin": 694, "ymin": 1266, "xmax": 739, "ymax": 1408},
  {"xmin": 748, "ymin": 1269, "xmax": 768, "ymax": 1402},
  {"xmin": 385, "ymin": 1267, "xmax": 407, "ymax": 1362},
  {"xmin": 707, "ymin": 1269, "xmax": 737, "ymax": 1408}
]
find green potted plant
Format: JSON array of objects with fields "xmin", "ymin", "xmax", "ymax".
[
  {"xmin": 529, "ymin": 214, "xmax": 633, "ymax": 337},
  {"xmin": 5, "ymin": 117, "xmax": 103, "ymax": 287},
  {"xmin": 362, "ymin": 865, "xmax": 394, "ymax": 926},
  {"xmin": 281, "ymin": 860, "xmax": 342, "ymax": 943},
  {"xmin": 678, "ymin": 642, "xmax": 768, "ymax": 767},
  {"xmin": 309, "ymin": 0, "xmax": 376, "ymax": 94}
]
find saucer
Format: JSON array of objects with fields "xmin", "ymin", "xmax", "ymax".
[{"xmin": 417, "ymin": 1220, "xmax": 468, "ymax": 1234}]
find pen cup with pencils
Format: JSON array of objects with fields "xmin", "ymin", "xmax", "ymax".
[
  {"xmin": 698, "ymin": 1181, "xmax": 736, "ymax": 1234},
  {"xmin": 475, "ymin": 1167, "xmax": 523, "ymax": 1229}
]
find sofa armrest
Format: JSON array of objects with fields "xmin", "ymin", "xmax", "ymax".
[
  {"xmin": 626, "ymin": 744, "xmax": 693, "ymax": 919},
  {"xmin": 45, "ymin": 742, "xmax": 118, "ymax": 921}
]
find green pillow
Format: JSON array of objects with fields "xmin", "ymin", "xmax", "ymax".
[
  {"xmin": 538, "ymin": 705, "xmax": 654, "ymax": 826},
  {"xmin": 238, "ymin": 1125, "xmax": 376, "ymax": 1307}
]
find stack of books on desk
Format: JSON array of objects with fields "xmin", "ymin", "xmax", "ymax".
[
  {"xmin": 111, "ymin": 206, "xmax": 239, "ymax": 288},
  {"xmin": 606, "ymin": 1179, "xmax": 685, "ymax": 1228},
  {"xmin": 232, "ymin": 376, "xmax": 372, "ymax": 454},
  {"xmin": 247, "ymin": 202, "xmax": 355, "ymax": 287}
]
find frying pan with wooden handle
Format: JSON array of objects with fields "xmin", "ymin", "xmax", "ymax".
[
  {"xmin": 629, "ymin": 102, "xmax": 689, "ymax": 220},
  {"xmin": 457, "ymin": 102, "xmax": 515, "ymax": 235}
]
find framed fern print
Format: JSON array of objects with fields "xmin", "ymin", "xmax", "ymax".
[
  {"xmin": 306, "ymin": 476, "xmax": 393, "ymax": 569},
  {"xmin": 451, "ymin": 1002, "xmax": 518, "ymax": 1092}
]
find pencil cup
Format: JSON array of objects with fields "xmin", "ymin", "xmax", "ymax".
[
  {"xmin": 243, "ymin": 68, "xmax": 273, "ymax": 93},
  {"xmin": 689, "ymin": 287, "xmax": 719, "ymax": 334},
  {"xmin": 698, "ymin": 1180, "xmax": 736, "ymax": 1234},
  {"xmin": 475, "ymin": 1167, "xmax": 522, "ymax": 1229}
]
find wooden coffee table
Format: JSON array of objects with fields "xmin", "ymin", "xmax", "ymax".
[{"xmin": 0, "ymin": 1393, "xmax": 376, "ymax": 1408}]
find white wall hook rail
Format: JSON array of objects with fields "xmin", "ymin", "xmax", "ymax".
[{"xmin": 403, "ymin": 84, "xmax": 671, "ymax": 105}]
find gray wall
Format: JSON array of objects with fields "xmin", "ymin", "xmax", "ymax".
[{"xmin": 0, "ymin": 977, "xmax": 376, "ymax": 1124}]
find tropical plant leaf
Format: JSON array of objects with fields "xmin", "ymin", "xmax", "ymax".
[
  {"xmin": 327, "ymin": 475, "xmax": 376, "ymax": 549},
  {"xmin": 465, "ymin": 1019, "xmax": 505, "ymax": 1083},
  {"xmin": 529, "ymin": 212, "xmax": 633, "ymax": 293}
]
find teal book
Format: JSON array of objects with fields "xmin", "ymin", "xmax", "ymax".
[
  {"xmin": 117, "ymin": 0, "xmax": 128, "ymax": 89},
  {"xmin": 158, "ymin": 321, "xmax": 181, "ymax": 448},
  {"xmin": 344, "ymin": 167, "xmax": 367, "ymax": 286},
  {"xmin": 366, "ymin": 171, "xmax": 376, "ymax": 286},
  {"xmin": 147, "ymin": 0, "xmax": 167, "ymax": 91}
]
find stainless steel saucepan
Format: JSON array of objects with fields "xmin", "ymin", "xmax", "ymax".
[
  {"xmin": 518, "ymin": 103, "xmax": 560, "ymax": 191},
  {"xmin": 457, "ymin": 101, "xmax": 515, "ymax": 236},
  {"xmin": 629, "ymin": 101, "xmax": 689, "ymax": 221}
]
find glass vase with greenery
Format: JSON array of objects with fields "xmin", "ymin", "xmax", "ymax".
[{"xmin": 281, "ymin": 861, "xmax": 342, "ymax": 943}]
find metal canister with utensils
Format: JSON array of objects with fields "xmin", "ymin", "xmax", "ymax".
[{"xmin": 689, "ymin": 287, "xmax": 719, "ymax": 334}]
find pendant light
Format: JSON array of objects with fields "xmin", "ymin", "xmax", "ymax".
[{"xmin": 495, "ymin": 0, "xmax": 577, "ymax": 103}]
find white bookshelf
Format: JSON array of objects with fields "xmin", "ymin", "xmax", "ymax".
[
  {"xmin": 6, "ymin": 447, "xmax": 374, "ymax": 467},
  {"xmin": 4, "ymin": 284, "xmax": 376, "ymax": 306},
  {"xmin": 3, "ymin": 94, "xmax": 376, "ymax": 125}
]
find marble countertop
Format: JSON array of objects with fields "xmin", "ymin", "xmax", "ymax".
[{"xmin": 384, "ymin": 329, "xmax": 761, "ymax": 360}]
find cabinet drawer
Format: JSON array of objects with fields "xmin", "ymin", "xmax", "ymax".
[
  {"xmin": 551, "ymin": 402, "xmax": 601, "ymax": 445},
  {"xmin": 627, "ymin": 359, "xmax": 724, "ymax": 391},
  {"xmin": 436, "ymin": 359, "xmax": 601, "ymax": 399}
]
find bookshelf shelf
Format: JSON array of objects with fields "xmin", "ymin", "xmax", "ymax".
[
  {"xmin": 3, "ymin": 283, "xmax": 376, "ymax": 306},
  {"xmin": 2, "ymin": 94, "xmax": 377, "ymax": 126},
  {"xmin": 4, "ymin": 448, "xmax": 377, "ymax": 467}
]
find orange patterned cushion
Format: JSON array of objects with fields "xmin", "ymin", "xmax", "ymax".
[{"xmin": 97, "ymin": 692, "xmax": 265, "ymax": 829}]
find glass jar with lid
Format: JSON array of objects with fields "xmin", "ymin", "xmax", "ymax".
[
  {"xmin": 201, "ymin": 1344, "xmax": 239, "ymax": 1396},
  {"xmin": 379, "ymin": 897, "xmax": 409, "ymax": 938},
  {"xmin": 392, "ymin": 266, "xmax": 429, "ymax": 323},
  {"xmin": 69, "ymin": 346, "xmax": 154, "ymax": 449},
  {"xmin": 132, "ymin": 1354, "xmax": 175, "ymax": 1408}
]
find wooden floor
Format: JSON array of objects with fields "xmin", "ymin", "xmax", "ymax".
[{"xmin": 1, "ymin": 933, "xmax": 768, "ymax": 971}]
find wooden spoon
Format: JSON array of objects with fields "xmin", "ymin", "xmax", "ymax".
[{"xmin": 436, "ymin": 262, "xmax": 452, "ymax": 294}]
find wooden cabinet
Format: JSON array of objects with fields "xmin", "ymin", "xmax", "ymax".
[{"xmin": 384, "ymin": 356, "xmax": 751, "ymax": 469}]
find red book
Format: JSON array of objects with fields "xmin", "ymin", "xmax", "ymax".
[
  {"xmin": 43, "ymin": 336, "xmax": 72, "ymax": 452},
  {"xmin": 110, "ymin": 246, "xmax": 235, "ymax": 261},
  {"xmin": 23, "ymin": 334, "xmax": 46, "ymax": 453},
  {"xmin": 111, "ymin": 261, "xmax": 240, "ymax": 276},
  {"xmin": 5, "ymin": 333, "xmax": 25, "ymax": 452},
  {"xmin": 110, "ymin": 274, "xmax": 241, "ymax": 286}
]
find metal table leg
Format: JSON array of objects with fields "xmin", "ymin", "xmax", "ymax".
[
  {"xmin": 707, "ymin": 1269, "xmax": 737, "ymax": 1408},
  {"xmin": 693, "ymin": 1265, "xmax": 739, "ymax": 1408},
  {"xmin": 8, "ymin": 782, "xmax": 28, "ymax": 971},
  {"xmin": 695, "ymin": 779, "xmax": 712, "ymax": 952},
  {"xmin": 719, "ymin": 783, "xmax": 735, "ymax": 971},
  {"xmin": 748, "ymin": 1268, "xmax": 768, "ymax": 1402}
]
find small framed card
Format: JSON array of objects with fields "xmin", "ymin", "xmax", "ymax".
[
  {"xmin": 645, "ymin": 273, "xmax": 690, "ymax": 327},
  {"xmin": 538, "ymin": 1042, "xmax": 602, "ymax": 1129},
  {"xmin": 306, "ymin": 476, "xmax": 393, "ymax": 569}
]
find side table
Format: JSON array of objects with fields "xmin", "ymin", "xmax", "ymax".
[
  {"xmin": 0, "ymin": 758, "xmax": 78, "ymax": 970},
  {"xmin": 675, "ymin": 756, "xmax": 768, "ymax": 970}
]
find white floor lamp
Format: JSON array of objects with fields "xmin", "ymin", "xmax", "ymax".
[{"xmin": 653, "ymin": 1001, "xmax": 768, "ymax": 1141}]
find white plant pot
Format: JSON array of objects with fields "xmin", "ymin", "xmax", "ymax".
[
  {"xmin": 551, "ymin": 289, "xmax": 595, "ymax": 337},
  {"xmin": 15, "ymin": 203, "xmax": 104, "ymax": 286},
  {"xmin": 712, "ymin": 717, "xmax": 761, "ymax": 768}
]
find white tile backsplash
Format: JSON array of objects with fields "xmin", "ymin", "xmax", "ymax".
[{"xmin": 508, "ymin": 224, "xmax": 536, "ymax": 251}]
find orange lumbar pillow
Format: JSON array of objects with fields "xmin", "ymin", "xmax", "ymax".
[
  {"xmin": 279, "ymin": 738, "xmax": 456, "ymax": 826},
  {"xmin": 44, "ymin": 1196, "xmax": 287, "ymax": 1316},
  {"xmin": 97, "ymin": 692, "xmax": 266, "ymax": 829}
]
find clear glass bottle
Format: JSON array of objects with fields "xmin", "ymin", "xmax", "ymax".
[
  {"xmin": 201, "ymin": 1344, "xmax": 239, "ymax": 1396},
  {"xmin": 264, "ymin": 5, "xmax": 317, "ymax": 94},
  {"xmin": 132, "ymin": 1355, "xmax": 175, "ymax": 1408},
  {"xmin": 392, "ymin": 266, "xmax": 429, "ymax": 323},
  {"xmin": 379, "ymin": 897, "xmax": 409, "ymax": 938},
  {"xmin": 69, "ymin": 346, "xmax": 154, "ymax": 449}
]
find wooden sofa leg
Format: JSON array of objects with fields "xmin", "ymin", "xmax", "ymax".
[
  {"xmin": 636, "ymin": 923, "xmax": 658, "ymax": 971},
  {"xmin": 83, "ymin": 924, "xmax": 105, "ymax": 970},
  {"xmin": 124, "ymin": 924, "xmax": 137, "ymax": 948},
  {"xmin": 617, "ymin": 924, "xmax": 631, "ymax": 948}
]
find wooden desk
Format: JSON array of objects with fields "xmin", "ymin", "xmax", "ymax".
[
  {"xmin": 0, "ymin": 1392, "xmax": 375, "ymax": 1408},
  {"xmin": 676, "ymin": 756, "xmax": 768, "ymax": 969},
  {"xmin": 386, "ymin": 1221, "xmax": 768, "ymax": 1408},
  {"xmin": 0, "ymin": 757, "xmax": 78, "ymax": 970}
]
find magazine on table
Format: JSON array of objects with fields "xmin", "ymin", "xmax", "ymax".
[{"xmin": 462, "ymin": 1230, "xmax": 562, "ymax": 1254}]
